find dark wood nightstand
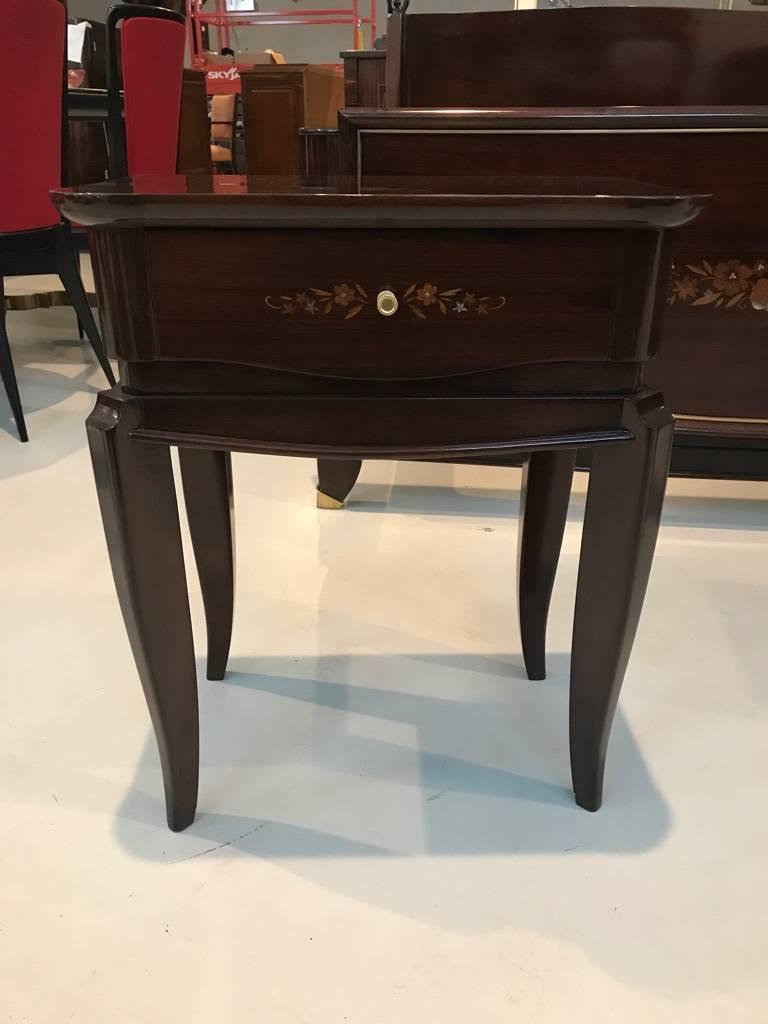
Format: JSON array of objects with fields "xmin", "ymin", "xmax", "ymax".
[{"xmin": 53, "ymin": 174, "xmax": 707, "ymax": 830}]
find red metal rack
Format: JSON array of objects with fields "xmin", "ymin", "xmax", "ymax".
[{"xmin": 186, "ymin": 0, "xmax": 377, "ymax": 73}]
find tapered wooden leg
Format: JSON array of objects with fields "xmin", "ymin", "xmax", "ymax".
[
  {"xmin": 517, "ymin": 450, "xmax": 576, "ymax": 680},
  {"xmin": 316, "ymin": 458, "xmax": 362, "ymax": 509},
  {"xmin": 570, "ymin": 392, "xmax": 674, "ymax": 811},
  {"xmin": 57, "ymin": 229, "xmax": 116, "ymax": 387},
  {"xmin": 179, "ymin": 448, "xmax": 235, "ymax": 682},
  {"xmin": 0, "ymin": 276, "xmax": 28, "ymax": 442},
  {"xmin": 87, "ymin": 391, "xmax": 198, "ymax": 831}
]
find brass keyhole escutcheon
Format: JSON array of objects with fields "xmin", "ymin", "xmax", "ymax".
[{"xmin": 376, "ymin": 290, "xmax": 399, "ymax": 317}]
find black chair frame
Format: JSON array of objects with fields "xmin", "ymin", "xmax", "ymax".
[
  {"xmin": 105, "ymin": 2, "xmax": 186, "ymax": 179},
  {"xmin": 0, "ymin": 0, "xmax": 115, "ymax": 442}
]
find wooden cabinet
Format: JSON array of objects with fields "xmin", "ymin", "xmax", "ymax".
[
  {"xmin": 176, "ymin": 69, "xmax": 211, "ymax": 174},
  {"xmin": 341, "ymin": 49, "xmax": 386, "ymax": 107},
  {"xmin": 241, "ymin": 65, "xmax": 344, "ymax": 176},
  {"xmin": 58, "ymin": 176, "xmax": 703, "ymax": 827},
  {"xmin": 331, "ymin": 8, "xmax": 768, "ymax": 479},
  {"xmin": 333, "ymin": 106, "xmax": 768, "ymax": 479}
]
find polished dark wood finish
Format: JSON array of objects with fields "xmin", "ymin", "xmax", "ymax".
[
  {"xmin": 67, "ymin": 87, "xmax": 109, "ymax": 186},
  {"xmin": 87, "ymin": 227, "xmax": 154, "ymax": 363},
  {"xmin": 341, "ymin": 49, "xmax": 386, "ymax": 107},
  {"xmin": 56, "ymin": 176, "xmax": 704, "ymax": 828},
  {"xmin": 123, "ymin": 359, "xmax": 643, "ymax": 398},
  {"xmin": 339, "ymin": 108, "xmax": 768, "ymax": 230},
  {"xmin": 144, "ymin": 227, "xmax": 654, "ymax": 374},
  {"xmin": 133, "ymin": 394, "xmax": 636, "ymax": 461},
  {"xmin": 57, "ymin": 174, "xmax": 705, "ymax": 229},
  {"xmin": 385, "ymin": 11, "xmax": 403, "ymax": 110},
  {"xmin": 241, "ymin": 66, "xmax": 344, "ymax": 176},
  {"xmin": 306, "ymin": 6, "xmax": 768, "ymax": 480},
  {"xmin": 388, "ymin": 9, "xmax": 768, "ymax": 107},
  {"xmin": 317, "ymin": 459, "xmax": 362, "ymax": 507},
  {"xmin": 179, "ymin": 448, "xmax": 235, "ymax": 681},
  {"xmin": 67, "ymin": 119, "xmax": 109, "ymax": 186},
  {"xmin": 300, "ymin": 128, "xmax": 340, "ymax": 187},
  {"xmin": 517, "ymin": 451, "xmax": 576, "ymax": 682},
  {"xmin": 571, "ymin": 394, "xmax": 674, "ymax": 811},
  {"xmin": 668, "ymin": 421, "xmax": 768, "ymax": 481},
  {"xmin": 333, "ymin": 107, "xmax": 768, "ymax": 477},
  {"xmin": 301, "ymin": 49, "xmax": 385, "ymax": 181},
  {"xmin": 86, "ymin": 390, "xmax": 198, "ymax": 832},
  {"xmin": 177, "ymin": 69, "xmax": 211, "ymax": 174}
]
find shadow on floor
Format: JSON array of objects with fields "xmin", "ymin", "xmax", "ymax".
[
  {"xmin": 105, "ymin": 648, "xmax": 688, "ymax": 997},
  {"xmin": 114, "ymin": 651, "xmax": 670, "ymax": 864},
  {"xmin": 0, "ymin": 367, "xmax": 109, "ymax": 475},
  {"xmin": 0, "ymin": 305, "xmax": 109, "ymax": 449},
  {"xmin": 347, "ymin": 468, "xmax": 766, "ymax": 532}
]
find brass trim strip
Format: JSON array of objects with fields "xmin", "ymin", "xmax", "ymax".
[
  {"xmin": 4, "ymin": 291, "xmax": 97, "ymax": 312},
  {"xmin": 364, "ymin": 127, "xmax": 768, "ymax": 136},
  {"xmin": 674, "ymin": 414, "xmax": 768, "ymax": 426}
]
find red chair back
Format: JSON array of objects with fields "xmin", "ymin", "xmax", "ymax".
[
  {"xmin": 0, "ymin": 0, "xmax": 65, "ymax": 233},
  {"xmin": 107, "ymin": 4, "xmax": 186, "ymax": 177}
]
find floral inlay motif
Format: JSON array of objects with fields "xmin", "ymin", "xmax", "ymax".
[
  {"xmin": 403, "ymin": 284, "xmax": 506, "ymax": 319},
  {"xmin": 668, "ymin": 258, "xmax": 768, "ymax": 311},
  {"xmin": 265, "ymin": 284, "xmax": 507, "ymax": 320},
  {"xmin": 266, "ymin": 283, "xmax": 369, "ymax": 320}
]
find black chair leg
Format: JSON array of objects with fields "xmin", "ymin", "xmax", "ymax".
[
  {"xmin": 0, "ymin": 276, "xmax": 28, "ymax": 442},
  {"xmin": 76, "ymin": 315, "xmax": 84, "ymax": 340},
  {"xmin": 56, "ymin": 230, "xmax": 116, "ymax": 387}
]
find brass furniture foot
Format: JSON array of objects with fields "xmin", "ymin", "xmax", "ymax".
[{"xmin": 316, "ymin": 488, "xmax": 345, "ymax": 510}]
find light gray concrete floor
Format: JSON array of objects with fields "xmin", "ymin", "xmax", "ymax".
[{"xmin": 1, "ymin": 284, "xmax": 767, "ymax": 1023}]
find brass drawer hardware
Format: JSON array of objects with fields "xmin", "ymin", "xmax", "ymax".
[{"xmin": 376, "ymin": 289, "xmax": 399, "ymax": 316}]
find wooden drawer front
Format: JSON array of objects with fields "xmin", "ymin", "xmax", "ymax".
[{"xmin": 148, "ymin": 228, "xmax": 625, "ymax": 378}]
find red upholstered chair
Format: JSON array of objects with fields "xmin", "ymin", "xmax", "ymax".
[
  {"xmin": 105, "ymin": 3, "xmax": 187, "ymax": 178},
  {"xmin": 0, "ymin": 0, "xmax": 115, "ymax": 442}
]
